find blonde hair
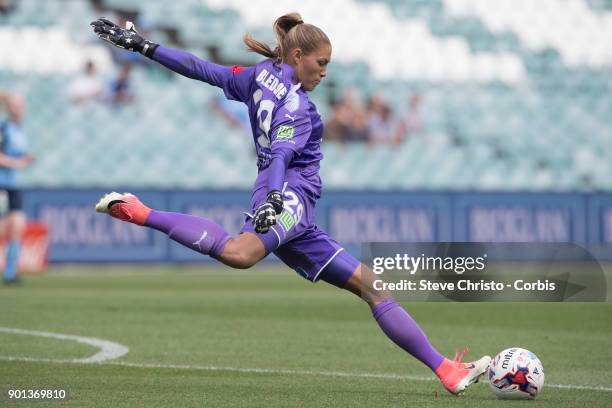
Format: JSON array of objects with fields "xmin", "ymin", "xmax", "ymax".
[{"xmin": 244, "ymin": 12, "xmax": 330, "ymax": 62}]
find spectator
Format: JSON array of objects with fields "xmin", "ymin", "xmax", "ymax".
[
  {"xmin": 366, "ymin": 94, "xmax": 403, "ymax": 145},
  {"xmin": 0, "ymin": 0, "xmax": 15, "ymax": 16},
  {"xmin": 324, "ymin": 88, "xmax": 369, "ymax": 143},
  {"xmin": 398, "ymin": 93, "xmax": 424, "ymax": 137},
  {"xmin": 108, "ymin": 64, "xmax": 135, "ymax": 105},
  {"xmin": 0, "ymin": 92, "xmax": 35, "ymax": 285},
  {"xmin": 68, "ymin": 60, "xmax": 103, "ymax": 105}
]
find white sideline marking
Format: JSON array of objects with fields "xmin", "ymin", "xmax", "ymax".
[
  {"xmin": 0, "ymin": 353, "xmax": 610, "ymax": 393},
  {"xmin": 0, "ymin": 327, "xmax": 129, "ymax": 363}
]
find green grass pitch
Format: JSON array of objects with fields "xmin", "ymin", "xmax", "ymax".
[{"xmin": 0, "ymin": 266, "xmax": 611, "ymax": 407}]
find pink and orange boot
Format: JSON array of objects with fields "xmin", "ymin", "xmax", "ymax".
[
  {"xmin": 95, "ymin": 192, "xmax": 151, "ymax": 225},
  {"xmin": 435, "ymin": 348, "xmax": 491, "ymax": 395}
]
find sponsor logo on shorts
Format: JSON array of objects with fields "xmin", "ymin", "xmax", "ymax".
[
  {"xmin": 279, "ymin": 211, "xmax": 295, "ymax": 231},
  {"xmin": 276, "ymin": 125, "xmax": 295, "ymax": 140}
]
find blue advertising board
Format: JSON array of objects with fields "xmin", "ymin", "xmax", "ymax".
[
  {"xmin": 19, "ymin": 189, "xmax": 611, "ymax": 263},
  {"xmin": 452, "ymin": 193, "xmax": 587, "ymax": 242}
]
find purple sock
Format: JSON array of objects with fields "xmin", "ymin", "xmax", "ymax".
[
  {"xmin": 145, "ymin": 210, "xmax": 230, "ymax": 259},
  {"xmin": 372, "ymin": 299, "xmax": 444, "ymax": 371}
]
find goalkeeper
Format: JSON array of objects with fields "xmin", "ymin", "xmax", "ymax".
[{"xmin": 91, "ymin": 14, "xmax": 490, "ymax": 395}]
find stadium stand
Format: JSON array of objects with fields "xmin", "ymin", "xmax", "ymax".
[{"xmin": 0, "ymin": 0, "xmax": 610, "ymax": 191}]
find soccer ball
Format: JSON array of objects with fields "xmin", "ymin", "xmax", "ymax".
[{"xmin": 488, "ymin": 347, "xmax": 544, "ymax": 399}]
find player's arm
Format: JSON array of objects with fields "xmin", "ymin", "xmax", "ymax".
[
  {"xmin": 90, "ymin": 18, "xmax": 253, "ymax": 101},
  {"xmin": 253, "ymin": 108, "xmax": 311, "ymax": 233},
  {"xmin": 0, "ymin": 153, "xmax": 33, "ymax": 169},
  {"xmin": 252, "ymin": 148, "xmax": 292, "ymax": 233}
]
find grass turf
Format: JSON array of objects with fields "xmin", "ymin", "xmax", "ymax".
[{"xmin": 0, "ymin": 266, "xmax": 610, "ymax": 407}]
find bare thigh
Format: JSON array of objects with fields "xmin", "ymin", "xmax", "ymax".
[{"xmin": 218, "ymin": 232, "xmax": 267, "ymax": 269}]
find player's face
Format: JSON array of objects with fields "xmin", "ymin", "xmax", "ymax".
[
  {"xmin": 292, "ymin": 43, "xmax": 331, "ymax": 92},
  {"xmin": 7, "ymin": 95, "xmax": 26, "ymax": 122}
]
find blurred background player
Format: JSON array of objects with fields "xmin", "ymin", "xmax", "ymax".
[
  {"xmin": 0, "ymin": 92, "xmax": 35, "ymax": 285},
  {"xmin": 91, "ymin": 14, "xmax": 490, "ymax": 396}
]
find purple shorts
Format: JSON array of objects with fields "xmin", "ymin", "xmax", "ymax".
[{"xmin": 241, "ymin": 168, "xmax": 359, "ymax": 287}]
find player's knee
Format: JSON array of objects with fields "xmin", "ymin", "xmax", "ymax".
[
  {"xmin": 342, "ymin": 263, "xmax": 393, "ymax": 307},
  {"xmin": 360, "ymin": 283, "xmax": 393, "ymax": 307},
  {"xmin": 229, "ymin": 253, "xmax": 258, "ymax": 269},
  {"xmin": 221, "ymin": 247, "xmax": 259, "ymax": 269},
  {"xmin": 366, "ymin": 290, "xmax": 393, "ymax": 308}
]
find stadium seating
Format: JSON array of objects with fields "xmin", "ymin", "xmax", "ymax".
[{"xmin": 0, "ymin": 0, "xmax": 610, "ymax": 191}]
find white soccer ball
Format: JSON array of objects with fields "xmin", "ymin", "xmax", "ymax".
[{"xmin": 488, "ymin": 347, "xmax": 544, "ymax": 399}]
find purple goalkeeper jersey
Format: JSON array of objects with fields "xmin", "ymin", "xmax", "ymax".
[
  {"xmin": 151, "ymin": 46, "xmax": 359, "ymax": 287},
  {"xmin": 152, "ymin": 46, "xmax": 324, "ymax": 194}
]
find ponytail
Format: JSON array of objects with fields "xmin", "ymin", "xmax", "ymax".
[
  {"xmin": 243, "ymin": 33, "xmax": 278, "ymax": 59},
  {"xmin": 244, "ymin": 12, "xmax": 329, "ymax": 62}
]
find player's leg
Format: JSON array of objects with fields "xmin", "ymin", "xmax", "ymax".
[
  {"xmin": 3, "ymin": 211, "xmax": 26, "ymax": 284},
  {"xmin": 0, "ymin": 206, "xmax": 8, "ymax": 282},
  {"xmin": 274, "ymin": 231, "xmax": 446, "ymax": 372},
  {"xmin": 95, "ymin": 192, "xmax": 268, "ymax": 268},
  {"xmin": 217, "ymin": 232, "xmax": 266, "ymax": 269},
  {"xmin": 325, "ymin": 258, "xmax": 448, "ymax": 372},
  {"xmin": 0, "ymin": 217, "xmax": 7, "ymax": 241},
  {"xmin": 279, "ymin": 228, "xmax": 491, "ymax": 395},
  {"xmin": 144, "ymin": 206, "xmax": 269, "ymax": 268},
  {"xmin": 3, "ymin": 190, "xmax": 25, "ymax": 284},
  {"xmin": 325, "ymin": 257, "xmax": 490, "ymax": 395}
]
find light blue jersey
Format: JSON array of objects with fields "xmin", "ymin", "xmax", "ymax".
[{"xmin": 0, "ymin": 120, "xmax": 28, "ymax": 188}]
